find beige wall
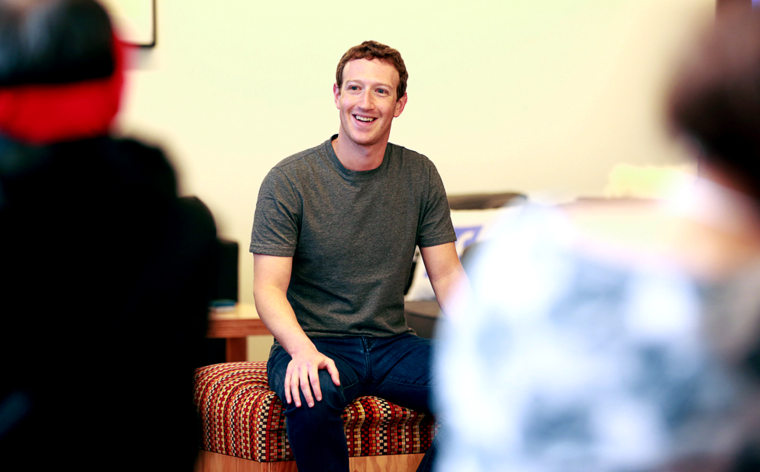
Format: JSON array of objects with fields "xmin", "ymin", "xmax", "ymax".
[{"xmin": 112, "ymin": 0, "xmax": 713, "ymax": 359}]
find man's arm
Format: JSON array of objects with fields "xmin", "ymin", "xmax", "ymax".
[
  {"xmin": 253, "ymin": 254, "xmax": 340, "ymax": 408},
  {"xmin": 419, "ymin": 242, "xmax": 469, "ymax": 316}
]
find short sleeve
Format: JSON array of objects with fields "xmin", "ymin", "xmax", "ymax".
[
  {"xmin": 249, "ymin": 167, "xmax": 301, "ymax": 256},
  {"xmin": 417, "ymin": 160, "xmax": 456, "ymax": 248}
]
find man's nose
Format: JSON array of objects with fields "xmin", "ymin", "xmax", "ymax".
[{"xmin": 359, "ymin": 90, "xmax": 374, "ymax": 109}]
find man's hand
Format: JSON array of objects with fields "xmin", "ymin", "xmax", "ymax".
[{"xmin": 285, "ymin": 348, "xmax": 341, "ymax": 408}]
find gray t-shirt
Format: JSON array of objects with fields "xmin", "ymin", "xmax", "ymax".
[{"xmin": 250, "ymin": 136, "xmax": 456, "ymax": 337}]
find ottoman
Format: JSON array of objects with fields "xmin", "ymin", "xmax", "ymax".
[{"xmin": 193, "ymin": 361, "xmax": 436, "ymax": 471}]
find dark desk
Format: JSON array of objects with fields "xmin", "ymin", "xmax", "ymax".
[
  {"xmin": 207, "ymin": 304, "xmax": 269, "ymax": 362},
  {"xmin": 207, "ymin": 302, "xmax": 441, "ymax": 361},
  {"xmin": 404, "ymin": 300, "xmax": 441, "ymax": 339}
]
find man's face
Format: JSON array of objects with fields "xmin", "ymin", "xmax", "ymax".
[{"xmin": 333, "ymin": 58, "xmax": 407, "ymax": 149}]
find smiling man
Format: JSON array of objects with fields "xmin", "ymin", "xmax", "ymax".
[{"xmin": 250, "ymin": 41, "xmax": 465, "ymax": 472}]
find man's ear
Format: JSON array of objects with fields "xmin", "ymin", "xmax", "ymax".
[
  {"xmin": 394, "ymin": 93, "xmax": 408, "ymax": 117},
  {"xmin": 333, "ymin": 83, "xmax": 341, "ymax": 109}
]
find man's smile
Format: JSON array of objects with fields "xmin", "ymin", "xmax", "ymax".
[{"xmin": 353, "ymin": 114, "xmax": 376, "ymax": 123}]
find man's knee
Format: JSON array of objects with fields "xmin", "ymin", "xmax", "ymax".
[
  {"xmin": 298, "ymin": 370, "xmax": 345, "ymax": 411},
  {"xmin": 273, "ymin": 369, "xmax": 346, "ymax": 417},
  {"xmin": 285, "ymin": 396, "xmax": 345, "ymax": 437}
]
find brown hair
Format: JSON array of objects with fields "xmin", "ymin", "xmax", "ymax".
[
  {"xmin": 335, "ymin": 40, "xmax": 408, "ymax": 100},
  {"xmin": 666, "ymin": 6, "xmax": 760, "ymax": 201}
]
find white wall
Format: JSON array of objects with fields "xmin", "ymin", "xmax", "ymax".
[{"xmin": 112, "ymin": 0, "xmax": 713, "ymax": 358}]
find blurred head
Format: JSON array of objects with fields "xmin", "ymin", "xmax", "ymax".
[
  {"xmin": 335, "ymin": 40, "xmax": 408, "ymax": 101},
  {"xmin": 667, "ymin": 6, "xmax": 760, "ymax": 202},
  {"xmin": 0, "ymin": 0, "xmax": 125, "ymax": 144}
]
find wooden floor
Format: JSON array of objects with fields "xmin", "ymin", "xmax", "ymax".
[{"xmin": 195, "ymin": 450, "xmax": 425, "ymax": 472}]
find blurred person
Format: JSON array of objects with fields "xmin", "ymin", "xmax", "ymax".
[
  {"xmin": 250, "ymin": 40, "xmax": 465, "ymax": 472},
  {"xmin": 0, "ymin": 1, "xmax": 218, "ymax": 470},
  {"xmin": 434, "ymin": 6, "xmax": 760, "ymax": 472}
]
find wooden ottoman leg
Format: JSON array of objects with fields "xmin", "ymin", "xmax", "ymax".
[
  {"xmin": 195, "ymin": 450, "xmax": 297, "ymax": 472},
  {"xmin": 195, "ymin": 450, "xmax": 425, "ymax": 472},
  {"xmin": 349, "ymin": 453, "xmax": 425, "ymax": 471}
]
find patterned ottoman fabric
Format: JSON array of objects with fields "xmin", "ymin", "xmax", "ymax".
[{"xmin": 194, "ymin": 361, "xmax": 436, "ymax": 462}]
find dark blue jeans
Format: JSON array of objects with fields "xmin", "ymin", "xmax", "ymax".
[{"xmin": 267, "ymin": 333, "xmax": 435, "ymax": 472}]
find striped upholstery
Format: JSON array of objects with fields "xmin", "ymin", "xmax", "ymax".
[{"xmin": 194, "ymin": 361, "xmax": 436, "ymax": 462}]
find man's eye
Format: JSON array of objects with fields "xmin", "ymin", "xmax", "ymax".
[
  {"xmin": 376, "ymin": 88, "xmax": 389, "ymax": 95},
  {"xmin": 347, "ymin": 85, "xmax": 360, "ymax": 92}
]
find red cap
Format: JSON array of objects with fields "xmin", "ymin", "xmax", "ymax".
[{"xmin": 0, "ymin": 33, "xmax": 127, "ymax": 145}]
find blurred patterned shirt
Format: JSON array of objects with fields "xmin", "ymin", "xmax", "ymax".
[{"xmin": 434, "ymin": 204, "xmax": 760, "ymax": 472}]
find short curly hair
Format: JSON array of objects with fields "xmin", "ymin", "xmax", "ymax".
[{"xmin": 335, "ymin": 40, "xmax": 408, "ymax": 100}]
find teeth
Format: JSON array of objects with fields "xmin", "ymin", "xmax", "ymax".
[{"xmin": 355, "ymin": 115, "xmax": 375, "ymax": 122}]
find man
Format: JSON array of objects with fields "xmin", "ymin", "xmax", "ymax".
[
  {"xmin": 0, "ymin": 1, "xmax": 218, "ymax": 470},
  {"xmin": 250, "ymin": 40, "xmax": 465, "ymax": 472}
]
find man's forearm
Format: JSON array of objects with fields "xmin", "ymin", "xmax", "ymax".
[
  {"xmin": 431, "ymin": 267, "xmax": 469, "ymax": 316},
  {"xmin": 254, "ymin": 286, "xmax": 316, "ymax": 357},
  {"xmin": 420, "ymin": 242, "xmax": 470, "ymax": 318},
  {"xmin": 253, "ymin": 283, "xmax": 341, "ymax": 408}
]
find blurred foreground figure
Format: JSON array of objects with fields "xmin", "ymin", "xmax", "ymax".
[
  {"xmin": 435, "ymin": 7, "xmax": 760, "ymax": 472},
  {"xmin": 0, "ymin": 1, "xmax": 217, "ymax": 470}
]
